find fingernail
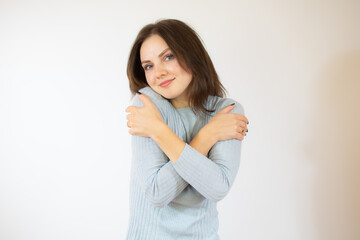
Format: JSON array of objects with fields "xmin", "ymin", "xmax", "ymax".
[
  {"xmin": 247, "ymin": 121, "xmax": 249, "ymax": 124},
  {"xmin": 136, "ymin": 91, "xmax": 142, "ymax": 95},
  {"xmin": 229, "ymin": 103, "xmax": 235, "ymax": 106},
  {"xmin": 246, "ymin": 129, "xmax": 248, "ymax": 132}
]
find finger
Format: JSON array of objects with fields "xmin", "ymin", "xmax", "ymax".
[
  {"xmin": 237, "ymin": 126, "xmax": 246, "ymax": 135},
  {"xmin": 244, "ymin": 126, "xmax": 248, "ymax": 133},
  {"xmin": 243, "ymin": 127, "xmax": 248, "ymax": 136},
  {"xmin": 242, "ymin": 123, "xmax": 248, "ymax": 133},
  {"xmin": 125, "ymin": 106, "xmax": 138, "ymax": 113},
  {"xmin": 233, "ymin": 119, "xmax": 247, "ymax": 131},
  {"xmin": 127, "ymin": 121, "xmax": 131, "ymax": 128},
  {"xmin": 218, "ymin": 104, "xmax": 235, "ymax": 114},
  {"xmin": 240, "ymin": 121, "xmax": 248, "ymax": 133},
  {"xmin": 239, "ymin": 115, "xmax": 249, "ymax": 125},
  {"xmin": 234, "ymin": 113, "xmax": 249, "ymax": 125},
  {"xmin": 236, "ymin": 133, "xmax": 244, "ymax": 141},
  {"xmin": 137, "ymin": 93, "xmax": 154, "ymax": 107},
  {"xmin": 237, "ymin": 120, "xmax": 246, "ymax": 128},
  {"xmin": 236, "ymin": 123, "xmax": 248, "ymax": 134}
]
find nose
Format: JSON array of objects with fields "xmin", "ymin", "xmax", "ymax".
[{"xmin": 154, "ymin": 63, "xmax": 168, "ymax": 79}]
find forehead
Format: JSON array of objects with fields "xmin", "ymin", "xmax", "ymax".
[{"xmin": 140, "ymin": 34, "xmax": 169, "ymax": 60}]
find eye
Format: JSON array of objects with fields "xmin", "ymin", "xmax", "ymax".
[
  {"xmin": 164, "ymin": 54, "xmax": 175, "ymax": 61},
  {"xmin": 143, "ymin": 64, "xmax": 153, "ymax": 71}
]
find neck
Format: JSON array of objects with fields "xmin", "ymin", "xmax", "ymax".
[{"xmin": 170, "ymin": 99, "xmax": 190, "ymax": 109}]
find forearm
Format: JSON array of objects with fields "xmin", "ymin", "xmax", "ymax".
[
  {"xmin": 151, "ymin": 122, "xmax": 186, "ymax": 162},
  {"xmin": 150, "ymin": 118, "xmax": 242, "ymax": 202},
  {"xmin": 132, "ymin": 135, "xmax": 189, "ymax": 207},
  {"xmin": 151, "ymin": 122, "xmax": 217, "ymax": 161},
  {"xmin": 172, "ymin": 140, "xmax": 242, "ymax": 202},
  {"xmin": 149, "ymin": 119, "xmax": 242, "ymax": 202},
  {"xmin": 189, "ymin": 126, "xmax": 217, "ymax": 156}
]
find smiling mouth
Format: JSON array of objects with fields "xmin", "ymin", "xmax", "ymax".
[{"xmin": 159, "ymin": 78, "xmax": 175, "ymax": 87}]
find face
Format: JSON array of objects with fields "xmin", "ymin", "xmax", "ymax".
[{"xmin": 140, "ymin": 34, "xmax": 193, "ymax": 108}]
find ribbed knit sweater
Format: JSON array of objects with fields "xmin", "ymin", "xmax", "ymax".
[{"xmin": 126, "ymin": 86, "xmax": 244, "ymax": 240}]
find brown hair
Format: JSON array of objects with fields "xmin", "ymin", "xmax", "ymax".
[{"xmin": 127, "ymin": 19, "xmax": 227, "ymax": 117}]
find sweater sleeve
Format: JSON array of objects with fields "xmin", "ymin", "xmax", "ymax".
[
  {"xmin": 171, "ymin": 102, "xmax": 244, "ymax": 202},
  {"xmin": 131, "ymin": 91, "xmax": 189, "ymax": 207}
]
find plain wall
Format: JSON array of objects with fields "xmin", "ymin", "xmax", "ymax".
[{"xmin": 0, "ymin": 0, "xmax": 359, "ymax": 239}]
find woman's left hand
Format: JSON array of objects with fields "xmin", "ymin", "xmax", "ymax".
[{"xmin": 125, "ymin": 93, "xmax": 164, "ymax": 138}]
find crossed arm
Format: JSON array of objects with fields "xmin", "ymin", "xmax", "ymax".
[{"xmin": 126, "ymin": 91, "xmax": 248, "ymax": 207}]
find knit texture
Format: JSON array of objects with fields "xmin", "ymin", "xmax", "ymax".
[{"xmin": 126, "ymin": 86, "xmax": 244, "ymax": 240}]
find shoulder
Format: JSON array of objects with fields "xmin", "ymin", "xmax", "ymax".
[
  {"xmin": 131, "ymin": 86, "xmax": 175, "ymax": 117},
  {"xmin": 132, "ymin": 86, "xmax": 168, "ymax": 106},
  {"xmin": 206, "ymin": 95, "xmax": 245, "ymax": 115}
]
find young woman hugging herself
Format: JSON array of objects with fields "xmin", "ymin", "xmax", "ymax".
[{"xmin": 125, "ymin": 19, "xmax": 249, "ymax": 240}]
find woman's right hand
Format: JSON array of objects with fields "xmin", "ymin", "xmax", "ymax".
[{"xmin": 204, "ymin": 104, "xmax": 249, "ymax": 142}]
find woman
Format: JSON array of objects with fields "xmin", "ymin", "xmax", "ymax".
[{"xmin": 125, "ymin": 19, "xmax": 249, "ymax": 239}]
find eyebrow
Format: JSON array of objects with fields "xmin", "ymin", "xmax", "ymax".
[{"xmin": 141, "ymin": 48, "xmax": 170, "ymax": 64}]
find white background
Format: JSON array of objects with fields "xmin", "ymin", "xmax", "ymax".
[{"xmin": 1, "ymin": 0, "xmax": 359, "ymax": 239}]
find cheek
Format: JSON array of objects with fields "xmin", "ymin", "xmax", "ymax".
[
  {"xmin": 180, "ymin": 70, "xmax": 193, "ymax": 85},
  {"xmin": 171, "ymin": 61, "xmax": 191, "ymax": 79},
  {"xmin": 144, "ymin": 72, "xmax": 154, "ymax": 85}
]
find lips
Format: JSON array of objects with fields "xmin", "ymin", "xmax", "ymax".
[{"xmin": 159, "ymin": 78, "xmax": 175, "ymax": 87}]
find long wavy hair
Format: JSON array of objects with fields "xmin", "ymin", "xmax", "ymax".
[{"xmin": 127, "ymin": 19, "xmax": 227, "ymax": 117}]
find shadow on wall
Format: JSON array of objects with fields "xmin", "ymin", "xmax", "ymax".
[{"xmin": 312, "ymin": 52, "xmax": 360, "ymax": 240}]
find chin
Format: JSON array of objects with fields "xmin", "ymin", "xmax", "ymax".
[
  {"xmin": 153, "ymin": 88, "xmax": 175, "ymax": 100},
  {"xmin": 159, "ymin": 93, "xmax": 174, "ymax": 100}
]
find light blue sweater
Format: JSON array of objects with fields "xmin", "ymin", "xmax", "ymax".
[{"xmin": 126, "ymin": 86, "xmax": 244, "ymax": 240}]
